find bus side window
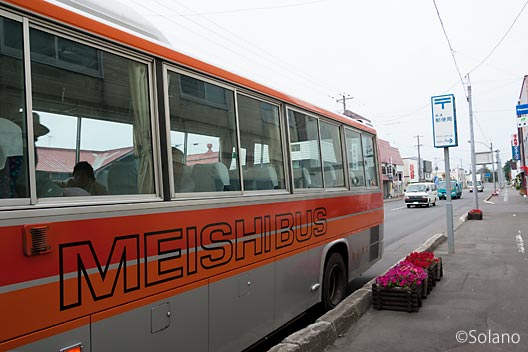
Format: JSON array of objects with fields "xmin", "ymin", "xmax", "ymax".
[
  {"xmin": 237, "ymin": 94, "xmax": 285, "ymax": 191},
  {"xmin": 319, "ymin": 121, "xmax": 345, "ymax": 188},
  {"xmin": 362, "ymin": 134, "xmax": 378, "ymax": 187},
  {"xmin": 27, "ymin": 27, "xmax": 154, "ymax": 198},
  {"xmin": 288, "ymin": 110, "xmax": 323, "ymax": 190},
  {"xmin": 167, "ymin": 72, "xmax": 240, "ymax": 194},
  {"xmin": 345, "ymin": 129, "xmax": 366, "ymax": 188}
]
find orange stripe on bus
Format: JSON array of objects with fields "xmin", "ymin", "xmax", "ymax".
[{"xmin": 1, "ymin": 195, "xmax": 382, "ymax": 286}]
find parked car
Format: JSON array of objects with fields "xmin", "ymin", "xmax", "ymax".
[
  {"xmin": 438, "ymin": 180, "xmax": 462, "ymax": 199},
  {"xmin": 468, "ymin": 180, "xmax": 484, "ymax": 192},
  {"xmin": 404, "ymin": 182, "xmax": 438, "ymax": 208}
]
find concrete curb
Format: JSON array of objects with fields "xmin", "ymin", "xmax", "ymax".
[{"xmin": 267, "ymin": 233, "xmax": 449, "ymax": 352}]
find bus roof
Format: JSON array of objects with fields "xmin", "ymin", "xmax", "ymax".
[{"xmin": 4, "ymin": 0, "xmax": 376, "ymax": 134}]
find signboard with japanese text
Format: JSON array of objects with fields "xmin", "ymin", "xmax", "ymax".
[
  {"xmin": 431, "ymin": 94, "xmax": 458, "ymax": 148},
  {"xmin": 512, "ymin": 133, "xmax": 520, "ymax": 160},
  {"xmin": 512, "ymin": 146, "xmax": 521, "ymax": 160}
]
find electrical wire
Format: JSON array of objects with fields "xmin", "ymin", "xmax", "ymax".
[
  {"xmin": 179, "ymin": 0, "xmax": 329, "ymax": 16},
  {"xmin": 432, "ymin": 0, "xmax": 467, "ymax": 97},
  {"xmin": 468, "ymin": 0, "xmax": 528, "ymax": 75},
  {"xmin": 170, "ymin": 0, "xmax": 339, "ymax": 96},
  {"xmin": 130, "ymin": 0, "xmax": 342, "ymax": 104}
]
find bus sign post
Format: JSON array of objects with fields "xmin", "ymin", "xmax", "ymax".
[{"xmin": 431, "ymin": 94, "xmax": 457, "ymax": 254}]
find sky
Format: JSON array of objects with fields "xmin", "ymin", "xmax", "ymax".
[{"xmin": 123, "ymin": 0, "xmax": 527, "ymax": 172}]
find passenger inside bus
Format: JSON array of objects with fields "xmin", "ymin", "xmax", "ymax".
[
  {"xmin": 172, "ymin": 147, "xmax": 194, "ymax": 193},
  {"xmin": 0, "ymin": 118, "xmax": 23, "ymax": 198},
  {"xmin": 61, "ymin": 161, "xmax": 108, "ymax": 196}
]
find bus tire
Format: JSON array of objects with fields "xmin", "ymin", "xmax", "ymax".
[{"xmin": 322, "ymin": 252, "xmax": 347, "ymax": 311}]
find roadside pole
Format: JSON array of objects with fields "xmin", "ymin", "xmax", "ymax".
[
  {"xmin": 468, "ymin": 82, "xmax": 479, "ymax": 209},
  {"xmin": 444, "ymin": 148, "xmax": 454, "ymax": 253},
  {"xmin": 432, "ymin": 94, "xmax": 457, "ymax": 254}
]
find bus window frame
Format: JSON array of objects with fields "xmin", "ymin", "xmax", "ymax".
[
  {"xmin": 343, "ymin": 126, "xmax": 381, "ymax": 191},
  {"xmin": 234, "ymin": 90, "xmax": 289, "ymax": 195},
  {"xmin": 362, "ymin": 132, "xmax": 380, "ymax": 189},
  {"xmin": 286, "ymin": 106, "xmax": 327, "ymax": 193},
  {"xmin": 0, "ymin": 11, "xmax": 28, "ymax": 208},
  {"xmin": 317, "ymin": 117, "xmax": 347, "ymax": 191},
  {"xmin": 163, "ymin": 64, "xmax": 242, "ymax": 198},
  {"xmin": 0, "ymin": 14, "xmax": 164, "ymax": 208}
]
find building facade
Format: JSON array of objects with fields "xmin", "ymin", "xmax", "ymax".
[{"xmin": 377, "ymin": 139, "xmax": 403, "ymax": 198}]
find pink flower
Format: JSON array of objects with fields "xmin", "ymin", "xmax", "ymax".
[{"xmin": 375, "ymin": 261, "xmax": 428, "ymax": 288}]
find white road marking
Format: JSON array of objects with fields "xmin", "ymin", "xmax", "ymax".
[
  {"xmin": 516, "ymin": 231, "xmax": 525, "ymax": 254},
  {"xmin": 391, "ymin": 206, "xmax": 407, "ymax": 211}
]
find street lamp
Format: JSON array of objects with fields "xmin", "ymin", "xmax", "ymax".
[{"xmin": 467, "ymin": 140, "xmax": 499, "ymax": 193}]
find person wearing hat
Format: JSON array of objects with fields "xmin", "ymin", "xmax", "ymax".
[{"xmin": 33, "ymin": 112, "xmax": 50, "ymax": 139}]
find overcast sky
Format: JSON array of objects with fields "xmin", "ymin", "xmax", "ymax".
[{"xmin": 126, "ymin": 0, "xmax": 527, "ymax": 171}]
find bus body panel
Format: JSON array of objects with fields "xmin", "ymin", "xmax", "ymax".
[
  {"xmin": 91, "ymin": 282, "xmax": 209, "ymax": 352},
  {"xmin": 274, "ymin": 246, "xmax": 319, "ymax": 329},
  {"xmin": 1, "ymin": 318, "xmax": 90, "ymax": 352}
]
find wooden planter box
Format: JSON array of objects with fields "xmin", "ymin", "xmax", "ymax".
[
  {"xmin": 467, "ymin": 211, "xmax": 483, "ymax": 220},
  {"xmin": 424, "ymin": 257, "xmax": 443, "ymax": 294},
  {"xmin": 435, "ymin": 257, "xmax": 443, "ymax": 281},
  {"xmin": 372, "ymin": 283, "xmax": 423, "ymax": 312}
]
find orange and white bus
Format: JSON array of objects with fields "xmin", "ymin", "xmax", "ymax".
[{"xmin": 0, "ymin": 1, "xmax": 384, "ymax": 351}]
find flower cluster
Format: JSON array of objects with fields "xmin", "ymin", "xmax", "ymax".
[
  {"xmin": 469, "ymin": 208, "xmax": 482, "ymax": 214},
  {"xmin": 404, "ymin": 251, "xmax": 439, "ymax": 269},
  {"xmin": 375, "ymin": 261, "xmax": 428, "ymax": 288}
]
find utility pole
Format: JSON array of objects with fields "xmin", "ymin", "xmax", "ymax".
[
  {"xmin": 496, "ymin": 150, "xmax": 502, "ymax": 188},
  {"xmin": 468, "ymin": 76, "xmax": 479, "ymax": 210},
  {"xmin": 335, "ymin": 93, "xmax": 353, "ymax": 113},
  {"xmin": 415, "ymin": 135, "xmax": 423, "ymax": 181},
  {"xmin": 490, "ymin": 142, "xmax": 497, "ymax": 193}
]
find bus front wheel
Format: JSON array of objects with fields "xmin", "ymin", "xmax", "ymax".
[{"xmin": 322, "ymin": 252, "xmax": 347, "ymax": 311}]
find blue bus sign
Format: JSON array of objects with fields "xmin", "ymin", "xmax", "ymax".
[{"xmin": 431, "ymin": 94, "xmax": 457, "ymax": 148}]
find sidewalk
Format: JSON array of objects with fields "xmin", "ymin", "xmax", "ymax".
[{"xmin": 270, "ymin": 188, "xmax": 528, "ymax": 352}]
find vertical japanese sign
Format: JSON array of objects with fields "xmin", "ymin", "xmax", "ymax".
[
  {"xmin": 431, "ymin": 94, "xmax": 458, "ymax": 148},
  {"xmin": 512, "ymin": 133, "xmax": 520, "ymax": 160}
]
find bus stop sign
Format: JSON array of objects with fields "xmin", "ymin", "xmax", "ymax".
[{"xmin": 431, "ymin": 94, "xmax": 458, "ymax": 148}]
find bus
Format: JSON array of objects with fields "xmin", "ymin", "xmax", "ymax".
[{"xmin": 0, "ymin": 1, "xmax": 384, "ymax": 351}]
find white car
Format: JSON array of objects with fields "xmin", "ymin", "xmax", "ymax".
[
  {"xmin": 404, "ymin": 182, "xmax": 438, "ymax": 208},
  {"xmin": 468, "ymin": 180, "xmax": 484, "ymax": 192}
]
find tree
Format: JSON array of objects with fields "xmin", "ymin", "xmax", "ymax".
[{"xmin": 503, "ymin": 160, "xmax": 512, "ymax": 182}]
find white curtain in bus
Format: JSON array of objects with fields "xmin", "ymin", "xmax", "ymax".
[{"xmin": 129, "ymin": 62, "xmax": 153, "ymax": 194}]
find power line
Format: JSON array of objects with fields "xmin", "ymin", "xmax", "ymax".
[
  {"xmin": 432, "ymin": 0, "xmax": 467, "ymax": 97},
  {"xmin": 172, "ymin": 0, "xmax": 339, "ymax": 95},
  {"xmin": 468, "ymin": 0, "xmax": 528, "ymax": 75},
  {"xmin": 180, "ymin": 0, "xmax": 329, "ymax": 16},
  {"xmin": 130, "ymin": 0, "xmax": 340, "ymax": 101}
]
